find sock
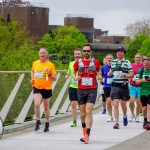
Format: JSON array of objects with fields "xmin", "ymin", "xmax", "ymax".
[
  {"xmin": 86, "ymin": 128, "xmax": 91, "ymax": 136},
  {"xmin": 82, "ymin": 122, "xmax": 86, "ymax": 128},
  {"xmin": 144, "ymin": 118, "xmax": 147, "ymax": 122}
]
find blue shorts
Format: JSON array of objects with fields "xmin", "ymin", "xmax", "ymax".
[{"xmin": 129, "ymin": 85, "xmax": 140, "ymax": 99}]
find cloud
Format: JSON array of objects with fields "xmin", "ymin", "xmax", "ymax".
[{"xmin": 29, "ymin": 0, "xmax": 150, "ymax": 34}]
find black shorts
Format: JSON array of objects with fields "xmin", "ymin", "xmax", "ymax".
[
  {"xmin": 103, "ymin": 87, "xmax": 111, "ymax": 98},
  {"xmin": 77, "ymin": 88, "xmax": 97, "ymax": 105},
  {"xmin": 101, "ymin": 94, "xmax": 106, "ymax": 102},
  {"xmin": 33, "ymin": 87, "xmax": 52, "ymax": 99},
  {"xmin": 140, "ymin": 95, "xmax": 150, "ymax": 106},
  {"xmin": 110, "ymin": 86, "xmax": 130, "ymax": 101},
  {"xmin": 68, "ymin": 87, "xmax": 78, "ymax": 101}
]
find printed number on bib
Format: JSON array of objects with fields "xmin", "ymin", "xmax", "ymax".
[
  {"xmin": 34, "ymin": 71, "xmax": 44, "ymax": 79},
  {"xmin": 82, "ymin": 78, "xmax": 93, "ymax": 86},
  {"xmin": 107, "ymin": 78, "xmax": 113, "ymax": 84},
  {"xmin": 71, "ymin": 78, "xmax": 78, "ymax": 85}
]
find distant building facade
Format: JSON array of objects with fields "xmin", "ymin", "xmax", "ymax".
[
  {"xmin": 0, "ymin": 6, "xmax": 49, "ymax": 39},
  {"xmin": 99, "ymin": 35, "xmax": 130, "ymax": 44},
  {"xmin": 64, "ymin": 15, "xmax": 94, "ymax": 43}
]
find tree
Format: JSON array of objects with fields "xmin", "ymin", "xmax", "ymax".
[
  {"xmin": 37, "ymin": 33, "xmax": 56, "ymax": 54},
  {"xmin": 38, "ymin": 26, "xmax": 87, "ymax": 56},
  {"xmin": 125, "ymin": 18, "xmax": 150, "ymax": 37},
  {"xmin": 139, "ymin": 38, "xmax": 150, "ymax": 57},
  {"xmin": 0, "ymin": 17, "xmax": 38, "ymax": 70},
  {"xmin": 126, "ymin": 34, "xmax": 149, "ymax": 62}
]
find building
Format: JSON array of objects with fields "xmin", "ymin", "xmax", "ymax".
[
  {"xmin": 64, "ymin": 15, "xmax": 94, "ymax": 43},
  {"xmin": 99, "ymin": 35, "xmax": 130, "ymax": 44},
  {"xmin": 0, "ymin": 2, "xmax": 49, "ymax": 39}
]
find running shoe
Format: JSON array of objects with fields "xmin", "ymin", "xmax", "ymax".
[
  {"xmin": 35, "ymin": 120, "xmax": 41, "ymax": 131},
  {"xmin": 107, "ymin": 116, "xmax": 113, "ymax": 122},
  {"xmin": 145, "ymin": 123, "xmax": 150, "ymax": 130},
  {"xmin": 82, "ymin": 128, "xmax": 86, "ymax": 136},
  {"xmin": 80, "ymin": 134, "xmax": 89, "ymax": 144},
  {"xmin": 70, "ymin": 122, "xmax": 77, "ymax": 127},
  {"xmin": 123, "ymin": 116, "xmax": 128, "ymax": 126},
  {"xmin": 129, "ymin": 115, "xmax": 135, "ymax": 122},
  {"xmin": 44, "ymin": 122, "xmax": 49, "ymax": 132},
  {"xmin": 135, "ymin": 116, "xmax": 140, "ymax": 122},
  {"xmin": 113, "ymin": 122, "xmax": 120, "ymax": 129},
  {"xmin": 101, "ymin": 108, "xmax": 106, "ymax": 114}
]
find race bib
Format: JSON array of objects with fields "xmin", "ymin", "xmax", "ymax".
[
  {"xmin": 114, "ymin": 71, "xmax": 122, "ymax": 77},
  {"xmin": 107, "ymin": 78, "xmax": 113, "ymax": 84},
  {"xmin": 71, "ymin": 78, "xmax": 78, "ymax": 85},
  {"xmin": 81, "ymin": 78, "xmax": 93, "ymax": 86},
  {"xmin": 132, "ymin": 75, "xmax": 136, "ymax": 81},
  {"xmin": 34, "ymin": 71, "xmax": 44, "ymax": 79}
]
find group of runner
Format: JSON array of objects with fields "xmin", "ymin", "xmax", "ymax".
[{"xmin": 30, "ymin": 43, "xmax": 150, "ymax": 144}]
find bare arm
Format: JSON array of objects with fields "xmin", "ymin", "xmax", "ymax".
[
  {"xmin": 107, "ymin": 69, "xmax": 113, "ymax": 76},
  {"xmin": 72, "ymin": 70, "xmax": 81, "ymax": 81},
  {"xmin": 30, "ymin": 70, "xmax": 34, "ymax": 85},
  {"xmin": 136, "ymin": 78, "xmax": 147, "ymax": 85}
]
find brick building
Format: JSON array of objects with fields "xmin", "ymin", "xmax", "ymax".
[
  {"xmin": 64, "ymin": 15, "xmax": 94, "ymax": 43},
  {"xmin": 0, "ymin": 6, "xmax": 49, "ymax": 39}
]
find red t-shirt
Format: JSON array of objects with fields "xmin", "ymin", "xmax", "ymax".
[{"xmin": 74, "ymin": 58, "xmax": 100, "ymax": 89}]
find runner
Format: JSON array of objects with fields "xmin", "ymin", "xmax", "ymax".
[
  {"xmin": 65, "ymin": 48, "xmax": 82, "ymax": 127},
  {"xmin": 73, "ymin": 43, "xmax": 101, "ymax": 143},
  {"xmin": 30, "ymin": 48, "xmax": 56, "ymax": 132}
]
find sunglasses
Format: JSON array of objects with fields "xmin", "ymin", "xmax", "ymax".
[{"xmin": 82, "ymin": 50, "xmax": 91, "ymax": 53}]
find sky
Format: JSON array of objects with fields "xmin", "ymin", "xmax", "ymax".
[{"xmin": 28, "ymin": 0, "xmax": 150, "ymax": 35}]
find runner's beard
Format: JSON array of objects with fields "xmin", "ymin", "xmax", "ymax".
[{"xmin": 84, "ymin": 54, "xmax": 90, "ymax": 59}]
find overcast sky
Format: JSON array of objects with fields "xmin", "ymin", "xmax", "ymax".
[{"xmin": 28, "ymin": 0, "xmax": 150, "ymax": 35}]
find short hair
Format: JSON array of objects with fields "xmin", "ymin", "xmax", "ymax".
[
  {"xmin": 135, "ymin": 53, "xmax": 143, "ymax": 58},
  {"xmin": 39, "ymin": 48, "xmax": 48, "ymax": 55},
  {"xmin": 74, "ymin": 48, "xmax": 81, "ymax": 52},
  {"xmin": 106, "ymin": 54, "xmax": 113, "ymax": 58},
  {"xmin": 82, "ymin": 43, "xmax": 93, "ymax": 50},
  {"xmin": 142, "ymin": 58, "xmax": 150, "ymax": 62}
]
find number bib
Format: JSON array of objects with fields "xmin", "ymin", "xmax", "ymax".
[
  {"xmin": 114, "ymin": 71, "xmax": 122, "ymax": 77},
  {"xmin": 107, "ymin": 78, "xmax": 113, "ymax": 84},
  {"xmin": 132, "ymin": 75, "xmax": 136, "ymax": 81},
  {"xmin": 34, "ymin": 71, "xmax": 44, "ymax": 79},
  {"xmin": 81, "ymin": 78, "xmax": 93, "ymax": 86},
  {"xmin": 71, "ymin": 78, "xmax": 78, "ymax": 85}
]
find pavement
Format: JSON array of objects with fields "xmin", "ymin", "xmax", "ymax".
[{"xmin": 0, "ymin": 103, "xmax": 150, "ymax": 150}]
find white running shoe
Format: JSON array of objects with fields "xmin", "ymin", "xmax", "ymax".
[
  {"xmin": 129, "ymin": 115, "xmax": 135, "ymax": 122},
  {"xmin": 107, "ymin": 116, "xmax": 113, "ymax": 122},
  {"xmin": 135, "ymin": 116, "xmax": 140, "ymax": 122}
]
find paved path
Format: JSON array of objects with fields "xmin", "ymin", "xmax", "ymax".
[{"xmin": 0, "ymin": 105, "xmax": 148, "ymax": 150}]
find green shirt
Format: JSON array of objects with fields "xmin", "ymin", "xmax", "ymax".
[
  {"xmin": 67, "ymin": 61, "xmax": 78, "ymax": 88},
  {"xmin": 136, "ymin": 68, "xmax": 150, "ymax": 96}
]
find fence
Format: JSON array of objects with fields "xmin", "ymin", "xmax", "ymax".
[{"xmin": 0, "ymin": 71, "xmax": 101, "ymax": 133}]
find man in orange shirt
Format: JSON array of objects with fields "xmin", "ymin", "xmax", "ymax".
[{"xmin": 30, "ymin": 48, "xmax": 56, "ymax": 132}]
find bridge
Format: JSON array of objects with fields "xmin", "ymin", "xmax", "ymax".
[{"xmin": 0, "ymin": 71, "xmax": 149, "ymax": 149}]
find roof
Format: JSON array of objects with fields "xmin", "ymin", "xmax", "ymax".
[{"xmin": 91, "ymin": 43, "xmax": 127, "ymax": 50}]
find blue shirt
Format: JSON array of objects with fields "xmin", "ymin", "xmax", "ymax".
[{"xmin": 101, "ymin": 64, "xmax": 113, "ymax": 88}]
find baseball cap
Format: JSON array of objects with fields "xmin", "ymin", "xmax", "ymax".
[{"xmin": 116, "ymin": 47, "xmax": 126, "ymax": 53}]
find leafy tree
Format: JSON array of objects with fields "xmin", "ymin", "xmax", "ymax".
[
  {"xmin": 126, "ymin": 34, "xmax": 149, "ymax": 61},
  {"xmin": 0, "ymin": 17, "xmax": 38, "ymax": 70},
  {"xmin": 37, "ymin": 33, "xmax": 56, "ymax": 54},
  {"xmin": 125, "ymin": 18, "xmax": 150, "ymax": 37},
  {"xmin": 38, "ymin": 26, "xmax": 87, "ymax": 56},
  {"xmin": 139, "ymin": 38, "xmax": 150, "ymax": 57}
]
